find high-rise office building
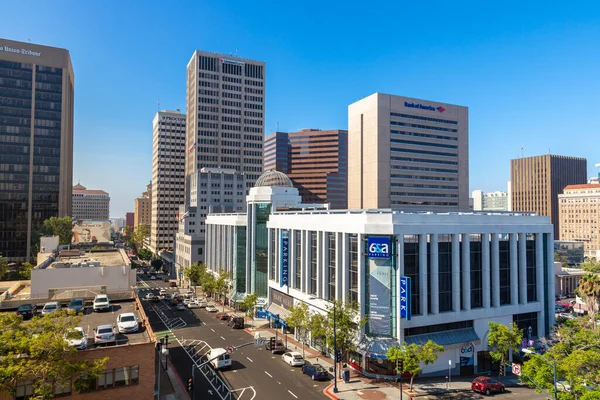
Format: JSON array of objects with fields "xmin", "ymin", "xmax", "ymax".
[
  {"xmin": 181, "ymin": 51, "xmax": 265, "ymax": 261},
  {"xmin": 134, "ymin": 183, "xmax": 152, "ymax": 228},
  {"xmin": 150, "ymin": 110, "xmax": 186, "ymax": 252},
  {"xmin": 559, "ymin": 184, "xmax": 600, "ymax": 257},
  {"xmin": 125, "ymin": 212, "xmax": 134, "ymax": 228},
  {"xmin": 72, "ymin": 183, "xmax": 110, "ymax": 220},
  {"xmin": 0, "ymin": 38, "xmax": 74, "ymax": 261},
  {"xmin": 510, "ymin": 154, "xmax": 587, "ymax": 239},
  {"xmin": 348, "ymin": 93, "xmax": 469, "ymax": 210},
  {"xmin": 263, "ymin": 129, "xmax": 348, "ymax": 208}
]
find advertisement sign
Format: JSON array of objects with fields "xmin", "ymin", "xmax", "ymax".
[
  {"xmin": 368, "ymin": 258, "xmax": 392, "ymax": 335},
  {"xmin": 368, "ymin": 236, "xmax": 391, "ymax": 258},
  {"xmin": 269, "ymin": 287, "xmax": 293, "ymax": 310},
  {"xmin": 280, "ymin": 230, "xmax": 289, "ymax": 287},
  {"xmin": 400, "ymin": 276, "xmax": 412, "ymax": 320},
  {"xmin": 460, "ymin": 342, "xmax": 475, "ymax": 367},
  {"xmin": 72, "ymin": 220, "xmax": 111, "ymax": 244}
]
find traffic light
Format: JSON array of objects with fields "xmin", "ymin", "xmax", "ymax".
[
  {"xmin": 396, "ymin": 359, "xmax": 404, "ymax": 373},
  {"xmin": 335, "ymin": 350, "xmax": 343, "ymax": 363},
  {"xmin": 187, "ymin": 378, "xmax": 193, "ymax": 393},
  {"xmin": 499, "ymin": 364, "xmax": 505, "ymax": 376}
]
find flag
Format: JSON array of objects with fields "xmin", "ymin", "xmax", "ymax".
[
  {"xmin": 179, "ymin": 211, "xmax": 189, "ymax": 221},
  {"xmin": 187, "ymin": 142, "xmax": 196, "ymax": 153}
]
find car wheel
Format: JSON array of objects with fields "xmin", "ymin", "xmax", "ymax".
[
  {"xmin": 485, "ymin": 389, "xmax": 490, "ymax": 396},
  {"xmin": 500, "ymin": 387, "xmax": 505, "ymax": 393}
]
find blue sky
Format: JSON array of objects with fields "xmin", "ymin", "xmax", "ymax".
[{"xmin": 2, "ymin": 1, "xmax": 600, "ymax": 217}]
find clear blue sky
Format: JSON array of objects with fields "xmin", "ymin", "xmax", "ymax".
[{"xmin": 3, "ymin": 1, "xmax": 600, "ymax": 217}]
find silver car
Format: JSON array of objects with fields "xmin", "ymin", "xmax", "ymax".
[
  {"xmin": 93, "ymin": 324, "xmax": 116, "ymax": 345},
  {"xmin": 41, "ymin": 301, "xmax": 61, "ymax": 315}
]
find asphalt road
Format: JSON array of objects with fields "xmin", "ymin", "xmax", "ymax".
[{"xmin": 137, "ymin": 274, "xmax": 329, "ymax": 400}]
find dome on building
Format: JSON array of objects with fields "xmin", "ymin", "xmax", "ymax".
[{"xmin": 254, "ymin": 170, "xmax": 294, "ymax": 188}]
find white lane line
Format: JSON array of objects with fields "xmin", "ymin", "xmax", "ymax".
[
  {"xmin": 288, "ymin": 390, "xmax": 298, "ymax": 398},
  {"xmin": 210, "ymin": 328, "xmax": 215, "ymax": 332},
  {"xmin": 246, "ymin": 357, "xmax": 254, "ymax": 363},
  {"xmin": 264, "ymin": 371, "xmax": 273, "ymax": 378},
  {"xmin": 221, "ymin": 336, "xmax": 226, "ymax": 340},
  {"xmin": 277, "ymin": 381, "xmax": 281, "ymax": 385}
]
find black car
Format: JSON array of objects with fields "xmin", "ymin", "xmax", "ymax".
[
  {"xmin": 229, "ymin": 316, "xmax": 244, "ymax": 329},
  {"xmin": 68, "ymin": 298, "xmax": 85, "ymax": 314},
  {"xmin": 16, "ymin": 304, "xmax": 35, "ymax": 320},
  {"xmin": 266, "ymin": 338, "xmax": 285, "ymax": 353}
]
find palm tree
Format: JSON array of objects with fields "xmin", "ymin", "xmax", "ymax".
[{"xmin": 577, "ymin": 274, "xmax": 600, "ymax": 329}]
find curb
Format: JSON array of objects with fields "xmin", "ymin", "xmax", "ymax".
[
  {"xmin": 166, "ymin": 357, "xmax": 191, "ymax": 400},
  {"xmin": 324, "ymin": 383, "xmax": 339, "ymax": 400}
]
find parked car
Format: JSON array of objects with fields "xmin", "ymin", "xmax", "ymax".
[
  {"xmin": 187, "ymin": 300, "xmax": 200, "ymax": 309},
  {"xmin": 117, "ymin": 312, "xmax": 139, "ymax": 333},
  {"xmin": 163, "ymin": 277, "xmax": 170, "ymax": 282},
  {"xmin": 41, "ymin": 301, "xmax": 61, "ymax": 316},
  {"xmin": 159, "ymin": 289, "xmax": 167, "ymax": 296},
  {"xmin": 185, "ymin": 290, "xmax": 194, "ymax": 298},
  {"xmin": 206, "ymin": 305, "xmax": 218, "ymax": 312},
  {"xmin": 197, "ymin": 300, "xmax": 207, "ymax": 308},
  {"xmin": 170, "ymin": 298, "xmax": 180, "ymax": 306},
  {"xmin": 93, "ymin": 324, "xmax": 116, "ymax": 345},
  {"xmin": 93, "ymin": 295, "xmax": 110, "ymax": 312},
  {"xmin": 282, "ymin": 351, "xmax": 305, "ymax": 367},
  {"xmin": 176, "ymin": 303, "xmax": 186, "ymax": 311},
  {"xmin": 302, "ymin": 363, "xmax": 328, "ymax": 381},
  {"xmin": 150, "ymin": 275, "xmax": 156, "ymax": 280},
  {"xmin": 216, "ymin": 312, "xmax": 229, "ymax": 320},
  {"xmin": 16, "ymin": 303, "xmax": 35, "ymax": 320},
  {"xmin": 229, "ymin": 316, "xmax": 244, "ymax": 329},
  {"xmin": 472, "ymin": 376, "xmax": 505, "ymax": 395},
  {"xmin": 266, "ymin": 338, "xmax": 285, "ymax": 353},
  {"xmin": 65, "ymin": 327, "xmax": 87, "ymax": 350},
  {"xmin": 68, "ymin": 298, "xmax": 85, "ymax": 313},
  {"xmin": 169, "ymin": 281, "xmax": 177, "ymax": 287}
]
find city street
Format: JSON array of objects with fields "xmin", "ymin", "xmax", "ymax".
[{"xmin": 137, "ymin": 274, "xmax": 329, "ymax": 400}]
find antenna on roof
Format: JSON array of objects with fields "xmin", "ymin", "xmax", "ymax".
[
  {"xmin": 28, "ymin": 38, "xmax": 31, "ymax": 43},
  {"xmin": 157, "ymin": 98, "xmax": 160, "ymax": 112},
  {"xmin": 276, "ymin": 122, "xmax": 279, "ymax": 131},
  {"xmin": 521, "ymin": 146, "xmax": 524, "ymax": 158}
]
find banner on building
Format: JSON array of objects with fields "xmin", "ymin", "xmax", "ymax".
[
  {"xmin": 400, "ymin": 276, "xmax": 412, "ymax": 320},
  {"xmin": 367, "ymin": 236, "xmax": 391, "ymax": 258},
  {"xmin": 72, "ymin": 220, "xmax": 111, "ymax": 244},
  {"xmin": 368, "ymin": 258, "xmax": 392, "ymax": 335},
  {"xmin": 280, "ymin": 230, "xmax": 289, "ymax": 287},
  {"xmin": 460, "ymin": 342, "xmax": 475, "ymax": 367}
]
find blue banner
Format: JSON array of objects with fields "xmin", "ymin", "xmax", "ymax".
[
  {"xmin": 400, "ymin": 276, "xmax": 411, "ymax": 321},
  {"xmin": 280, "ymin": 230, "xmax": 289, "ymax": 287},
  {"xmin": 368, "ymin": 236, "xmax": 391, "ymax": 258},
  {"xmin": 368, "ymin": 258, "xmax": 392, "ymax": 335}
]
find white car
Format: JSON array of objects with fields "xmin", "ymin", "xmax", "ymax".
[
  {"xmin": 197, "ymin": 300, "xmax": 207, "ymax": 308},
  {"xmin": 65, "ymin": 327, "xmax": 87, "ymax": 350},
  {"xmin": 144, "ymin": 293, "xmax": 154, "ymax": 300},
  {"xmin": 93, "ymin": 324, "xmax": 116, "ymax": 345},
  {"xmin": 117, "ymin": 312, "xmax": 139, "ymax": 333},
  {"xmin": 41, "ymin": 301, "xmax": 61, "ymax": 315},
  {"xmin": 282, "ymin": 351, "xmax": 305, "ymax": 367},
  {"xmin": 206, "ymin": 305, "xmax": 218, "ymax": 312},
  {"xmin": 159, "ymin": 289, "xmax": 167, "ymax": 296},
  {"xmin": 187, "ymin": 300, "xmax": 200, "ymax": 309},
  {"xmin": 93, "ymin": 295, "xmax": 110, "ymax": 312},
  {"xmin": 185, "ymin": 290, "xmax": 194, "ymax": 298}
]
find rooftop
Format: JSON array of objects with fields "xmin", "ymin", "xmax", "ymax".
[
  {"xmin": 564, "ymin": 184, "xmax": 600, "ymax": 190},
  {"xmin": 41, "ymin": 249, "xmax": 129, "ymax": 270},
  {"xmin": 72, "ymin": 183, "xmax": 109, "ymax": 195},
  {"xmin": 272, "ymin": 209, "xmax": 537, "ymax": 216}
]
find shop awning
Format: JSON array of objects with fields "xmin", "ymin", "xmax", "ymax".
[
  {"xmin": 405, "ymin": 328, "xmax": 480, "ymax": 346},
  {"xmin": 231, "ymin": 292, "xmax": 245, "ymax": 303},
  {"xmin": 266, "ymin": 303, "xmax": 291, "ymax": 322},
  {"xmin": 357, "ymin": 337, "xmax": 400, "ymax": 359}
]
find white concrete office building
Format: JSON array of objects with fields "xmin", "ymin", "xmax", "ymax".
[
  {"xmin": 150, "ymin": 110, "xmax": 186, "ymax": 253},
  {"xmin": 472, "ymin": 190, "xmax": 509, "ymax": 211},
  {"xmin": 205, "ymin": 171, "xmax": 555, "ymax": 378},
  {"xmin": 348, "ymin": 93, "xmax": 469, "ymax": 211}
]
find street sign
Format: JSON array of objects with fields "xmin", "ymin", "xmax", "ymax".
[
  {"xmin": 226, "ymin": 345, "xmax": 235, "ymax": 355},
  {"xmin": 512, "ymin": 363, "xmax": 521, "ymax": 376},
  {"xmin": 255, "ymin": 338, "xmax": 265, "ymax": 347}
]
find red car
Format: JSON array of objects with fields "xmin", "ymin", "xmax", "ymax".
[
  {"xmin": 472, "ymin": 376, "xmax": 505, "ymax": 395},
  {"xmin": 216, "ymin": 312, "xmax": 229, "ymax": 320}
]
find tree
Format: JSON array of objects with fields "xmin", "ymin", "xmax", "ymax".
[
  {"xmin": 286, "ymin": 302, "xmax": 310, "ymax": 357},
  {"xmin": 214, "ymin": 270, "xmax": 230, "ymax": 311},
  {"xmin": 580, "ymin": 260, "xmax": 600, "ymax": 273},
  {"xmin": 201, "ymin": 273, "xmax": 216, "ymax": 297},
  {"xmin": 130, "ymin": 225, "xmax": 150, "ymax": 252},
  {"xmin": 19, "ymin": 262, "xmax": 34, "ymax": 280},
  {"xmin": 578, "ymin": 274, "xmax": 600, "ymax": 329},
  {"xmin": 137, "ymin": 248, "xmax": 153, "ymax": 261},
  {"xmin": 150, "ymin": 258, "xmax": 163, "ymax": 270},
  {"xmin": 0, "ymin": 311, "xmax": 108, "ymax": 398},
  {"xmin": 40, "ymin": 216, "xmax": 74, "ymax": 245},
  {"xmin": 241, "ymin": 293, "xmax": 259, "ymax": 327},
  {"xmin": 308, "ymin": 312, "xmax": 327, "ymax": 353},
  {"xmin": 183, "ymin": 262, "xmax": 205, "ymax": 288},
  {"xmin": 0, "ymin": 254, "xmax": 7, "ymax": 280},
  {"xmin": 387, "ymin": 340, "xmax": 444, "ymax": 390},
  {"xmin": 487, "ymin": 321, "xmax": 522, "ymax": 375}
]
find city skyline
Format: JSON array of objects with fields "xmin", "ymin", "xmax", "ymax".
[{"xmin": 2, "ymin": 1, "xmax": 600, "ymax": 217}]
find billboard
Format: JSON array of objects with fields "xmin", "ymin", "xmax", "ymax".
[
  {"xmin": 400, "ymin": 276, "xmax": 412, "ymax": 320},
  {"xmin": 368, "ymin": 236, "xmax": 391, "ymax": 258},
  {"xmin": 280, "ymin": 230, "xmax": 289, "ymax": 287},
  {"xmin": 368, "ymin": 258, "xmax": 392, "ymax": 336},
  {"xmin": 72, "ymin": 220, "xmax": 111, "ymax": 244}
]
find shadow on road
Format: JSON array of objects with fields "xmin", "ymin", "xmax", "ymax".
[{"xmin": 228, "ymin": 360, "xmax": 247, "ymax": 371}]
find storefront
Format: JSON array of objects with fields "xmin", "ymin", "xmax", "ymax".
[{"xmin": 266, "ymin": 288, "xmax": 293, "ymax": 330}]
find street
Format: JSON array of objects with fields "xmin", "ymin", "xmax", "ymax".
[{"xmin": 137, "ymin": 273, "xmax": 329, "ymax": 400}]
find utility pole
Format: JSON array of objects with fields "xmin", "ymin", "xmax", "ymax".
[{"xmin": 333, "ymin": 301, "xmax": 338, "ymax": 393}]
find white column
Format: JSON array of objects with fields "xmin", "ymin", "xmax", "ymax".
[
  {"xmin": 510, "ymin": 233, "xmax": 519, "ymax": 305},
  {"xmin": 461, "ymin": 234, "xmax": 471, "ymax": 311},
  {"xmin": 491, "ymin": 234, "xmax": 500, "ymax": 307},
  {"xmin": 452, "ymin": 234, "xmax": 461, "ymax": 312},
  {"xmin": 482, "ymin": 234, "xmax": 491, "ymax": 309},
  {"xmin": 518, "ymin": 232, "xmax": 527, "ymax": 304},
  {"xmin": 397, "ymin": 235, "xmax": 404, "ymax": 342},
  {"xmin": 342, "ymin": 233, "xmax": 350, "ymax": 304},
  {"xmin": 336, "ymin": 233, "xmax": 343, "ymax": 302},
  {"xmin": 546, "ymin": 232, "xmax": 556, "ymax": 328},
  {"xmin": 357, "ymin": 234, "xmax": 366, "ymax": 333},
  {"xmin": 319, "ymin": 232, "xmax": 327, "ymax": 299},
  {"xmin": 536, "ymin": 233, "xmax": 546, "ymax": 337},
  {"xmin": 247, "ymin": 204, "xmax": 255, "ymax": 294},
  {"xmin": 430, "ymin": 234, "xmax": 439, "ymax": 315},
  {"xmin": 304, "ymin": 230, "xmax": 310, "ymax": 294},
  {"xmin": 419, "ymin": 234, "xmax": 428, "ymax": 315}
]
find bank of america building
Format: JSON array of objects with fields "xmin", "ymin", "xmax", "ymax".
[{"xmin": 206, "ymin": 171, "xmax": 555, "ymax": 378}]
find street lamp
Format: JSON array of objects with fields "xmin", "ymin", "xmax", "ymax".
[
  {"xmin": 522, "ymin": 348, "xmax": 557, "ymax": 400},
  {"xmin": 333, "ymin": 301, "xmax": 338, "ymax": 393}
]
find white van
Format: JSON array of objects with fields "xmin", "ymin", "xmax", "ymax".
[{"xmin": 207, "ymin": 348, "xmax": 232, "ymax": 370}]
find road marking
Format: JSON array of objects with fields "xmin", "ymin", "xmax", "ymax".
[
  {"xmin": 221, "ymin": 336, "xmax": 226, "ymax": 340},
  {"xmin": 211, "ymin": 328, "xmax": 215, "ymax": 332},
  {"xmin": 264, "ymin": 371, "xmax": 273, "ymax": 378},
  {"xmin": 288, "ymin": 390, "xmax": 298, "ymax": 398},
  {"xmin": 278, "ymin": 381, "xmax": 281, "ymax": 385},
  {"xmin": 246, "ymin": 357, "xmax": 254, "ymax": 363}
]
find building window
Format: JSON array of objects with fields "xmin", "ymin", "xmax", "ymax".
[
  {"xmin": 295, "ymin": 231, "xmax": 302, "ymax": 290},
  {"xmin": 80, "ymin": 365, "xmax": 139, "ymax": 392},
  {"xmin": 404, "ymin": 235, "xmax": 420, "ymax": 316},
  {"xmin": 526, "ymin": 234, "xmax": 537, "ymax": 302},
  {"xmin": 470, "ymin": 234, "xmax": 483, "ymax": 309},
  {"xmin": 310, "ymin": 232, "xmax": 317, "ymax": 295},
  {"xmin": 15, "ymin": 380, "xmax": 72, "ymax": 399},
  {"xmin": 438, "ymin": 235, "xmax": 452, "ymax": 312},
  {"xmin": 405, "ymin": 320, "xmax": 473, "ymax": 337},
  {"xmin": 513, "ymin": 312, "xmax": 538, "ymax": 338},
  {"xmin": 328, "ymin": 233, "xmax": 336, "ymax": 301},
  {"xmin": 499, "ymin": 235, "xmax": 511, "ymax": 305},
  {"xmin": 349, "ymin": 235, "xmax": 358, "ymax": 303}
]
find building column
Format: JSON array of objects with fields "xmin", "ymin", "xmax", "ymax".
[
  {"xmin": 247, "ymin": 204, "xmax": 255, "ymax": 294},
  {"xmin": 397, "ymin": 234, "xmax": 404, "ymax": 342},
  {"xmin": 336, "ymin": 233, "xmax": 344, "ymax": 302},
  {"xmin": 419, "ymin": 234, "xmax": 428, "ymax": 316},
  {"xmin": 342, "ymin": 233, "xmax": 350, "ymax": 304},
  {"xmin": 482, "ymin": 233, "xmax": 491, "ymax": 309},
  {"xmin": 546, "ymin": 232, "xmax": 556, "ymax": 328},
  {"xmin": 461, "ymin": 234, "xmax": 471, "ymax": 311},
  {"xmin": 304, "ymin": 230, "xmax": 310, "ymax": 294},
  {"xmin": 430, "ymin": 234, "xmax": 439, "ymax": 315},
  {"xmin": 536, "ymin": 233, "xmax": 546, "ymax": 337},
  {"xmin": 491, "ymin": 234, "xmax": 500, "ymax": 308},
  {"xmin": 357, "ymin": 234, "xmax": 366, "ymax": 333},
  {"xmin": 518, "ymin": 233, "xmax": 527, "ymax": 304},
  {"xmin": 319, "ymin": 232, "xmax": 327, "ymax": 299},
  {"xmin": 510, "ymin": 233, "xmax": 519, "ymax": 305},
  {"xmin": 452, "ymin": 234, "xmax": 461, "ymax": 312},
  {"xmin": 267, "ymin": 228, "xmax": 273, "ymax": 282}
]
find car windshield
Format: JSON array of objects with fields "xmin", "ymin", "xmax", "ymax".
[
  {"xmin": 96, "ymin": 297, "xmax": 108, "ymax": 303},
  {"xmin": 294, "ymin": 355, "xmax": 303, "ymax": 359},
  {"xmin": 120, "ymin": 315, "xmax": 135, "ymax": 322},
  {"xmin": 18, "ymin": 305, "xmax": 32, "ymax": 311},
  {"xmin": 45, "ymin": 304, "xmax": 57, "ymax": 310},
  {"xmin": 98, "ymin": 327, "xmax": 113, "ymax": 334},
  {"xmin": 70, "ymin": 300, "xmax": 83, "ymax": 306}
]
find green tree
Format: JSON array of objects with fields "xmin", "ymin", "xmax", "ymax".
[
  {"xmin": 130, "ymin": 225, "xmax": 150, "ymax": 252},
  {"xmin": 201, "ymin": 273, "xmax": 216, "ymax": 297},
  {"xmin": 0, "ymin": 254, "xmax": 7, "ymax": 280},
  {"xmin": 19, "ymin": 262, "xmax": 34, "ymax": 280},
  {"xmin": 0, "ymin": 310, "xmax": 108, "ymax": 398},
  {"xmin": 286, "ymin": 302, "xmax": 310, "ymax": 357},
  {"xmin": 308, "ymin": 312, "xmax": 327, "ymax": 353},
  {"xmin": 386, "ymin": 340, "xmax": 444, "ymax": 390},
  {"xmin": 580, "ymin": 259, "xmax": 600, "ymax": 273},
  {"xmin": 150, "ymin": 258, "xmax": 163, "ymax": 270},
  {"xmin": 137, "ymin": 248, "xmax": 152, "ymax": 260},
  {"xmin": 487, "ymin": 321, "xmax": 522, "ymax": 375},
  {"xmin": 40, "ymin": 216, "xmax": 74, "ymax": 245},
  {"xmin": 183, "ymin": 262, "xmax": 205, "ymax": 288},
  {"xmin": 578, "ymin": 274, "xmax": 600, "ymax": 329},
  {"xmin": 214, "ymin": 269, "xmax": 230, "ymax": 311},
  {"xmin": 241, "ymin": 292, "xmax": 259, "ymax": 327}
]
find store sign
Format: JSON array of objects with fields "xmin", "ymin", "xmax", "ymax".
[
  {"xmin": 280, "ymin": 230, "xmax": 289, "ymax": 287},
  {"xmin": 220, "ymin": 58, "xmax": 245, "ymax": 66},
  {"xmin": 159, "ymin": 116, "xmax": 185, "ymax": 123},
  {"xmin": 368, "ymin": 258, "xmax": 392, "ymax": 335},
  {"xmin": 460, "ymin": 342, "xmax": 475, "ymax": 367},
  {"xmin": 404, "ymin": 101, "xmax": 446, "ymax": 113},
  {"xmin": 368, "ymin": 236, "xmax": 390, "ymax": 258},
  {"xmin": 400, "ymin": 276, "xmax": 412, "ymax": 320},
  {"xmin": 270, "ymin": 288, "xmax": 293, "ymax": 310},
  {"xmin": 0, "ymin": 45, "xmax": 42, "ymax": 57}
]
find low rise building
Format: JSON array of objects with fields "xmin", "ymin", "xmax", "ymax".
[
  {"xmin": 134, "ymin": 183, "xmax": 152, "ymax": 228},
  {"xmin": 554, "ymin": 261, "xmax": 587, "ymax": 298},
  {"xmin": 559, "ymin": 183, "xmax": 600, "ymax": 257}
]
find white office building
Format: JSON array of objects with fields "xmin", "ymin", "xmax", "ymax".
[
  {"xmin": 472, "ymin": 190, "xmax": 510, "ymax": 211},
  {"xmin": 206, "ymin": 170, "xmax": 555, "ymax": 378}
]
